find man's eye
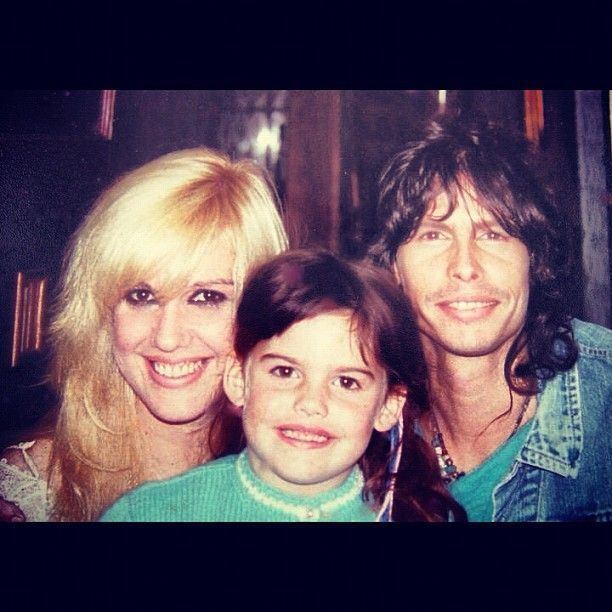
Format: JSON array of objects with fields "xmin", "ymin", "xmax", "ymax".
[
  {"xmin": 190, "ymin": 289, "xmax": 228, "ymax": 306},
  {"xmin": 270, "ymin": 366, "xmax": 297, "ymax": 379},
  {"xmin": 480, "ymin": 230, "xmax": 507, "ymax": 241},
  {"xmin": 419, "ymin": 231, "xmax": 446, "ymax": 241},
  {"xmin": 125, "ymin": 288, "xmax": 155, "ymax": 304},
  {"xmin": 333, "ymin": 376, "xmax": 361, "ymax": 391}
]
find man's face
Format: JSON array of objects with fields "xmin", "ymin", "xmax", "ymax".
[{"xmin": 393, "ymin": 187, "xmax": 530, "ymax": 361}]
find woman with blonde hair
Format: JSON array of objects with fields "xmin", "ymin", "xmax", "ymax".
[{"xmin": 0, "ymin": 147, "xmax": 288, "ymax": 521}]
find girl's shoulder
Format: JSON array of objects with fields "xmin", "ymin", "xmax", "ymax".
[
  {"xmin": 167, "ymin": 453, "xmax": 239, "ymax": 485},
  {"xmin": 100, "ymin": 454, "xmax": 241, "ymax": 522},
  {"xmin": 126, "ymin": 453, "xmax": 239, "ymax": 498}
]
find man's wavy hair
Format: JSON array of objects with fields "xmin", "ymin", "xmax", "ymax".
[
  {"xmin": 368, "ymin": 114, "xmax": 578, "ymax": 392},
  {"xmin": 234, "ymin": 248, "xmax": 466, "ymax": 521}
]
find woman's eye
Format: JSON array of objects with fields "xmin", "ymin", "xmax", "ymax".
[
  {"xmin": 270, "ymin": 365, "xmax": 297, "ymax": 379},
  {"xmin": 190, "ymin": 289, "xmax": 228, "ymax": 306},
  {"xmin": 125, "ymin": 288, "xmax": 155, "ymax": 304},
  {"xmin": 333, "ymin": 376, "xmax": 361, "ymax": 391}
]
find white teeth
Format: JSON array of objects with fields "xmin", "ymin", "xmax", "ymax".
[
  {"xmin": 282, "ymin": 429, "xmax": 328, "ymax": 443},
  {"xmin": 152, "ymin": 360, "xmax": 203, "ymax": 378},
  {"xmin": 448, "ymin": 301, "xmax": 494, "ymax": 311}
]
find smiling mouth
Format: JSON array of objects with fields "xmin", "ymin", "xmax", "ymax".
[
  {"xmin": 279, "ymin": 428, "xmax": 331, "ymax": 444},
  {"xmin": 151, "ymin": 360, "xmax": 203, "ymax": 379},
  {"xmin": 445, "ymin": 300, "xmax": 497, "ymax": 311}
]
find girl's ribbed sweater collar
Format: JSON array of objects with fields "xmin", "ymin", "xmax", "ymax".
[{"xmin": 235, "ymin": 450, "xmax": 365, "ymax": 521}]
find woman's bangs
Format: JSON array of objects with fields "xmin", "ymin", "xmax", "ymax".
[{"xmin": 105, "ymin": 208, "xmax": 229, "ymax": 305}]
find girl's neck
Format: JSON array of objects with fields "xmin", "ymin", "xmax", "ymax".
[{"xmin": 246, "ymin": 448, "xmax": 355, "ymax": 499}]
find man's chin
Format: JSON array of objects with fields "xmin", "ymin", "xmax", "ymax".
[{"xmin": 421, "ymin": 330, "xmax": 514, "ymax": 360}]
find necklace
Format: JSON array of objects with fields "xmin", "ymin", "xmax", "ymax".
[{"xmin": 430, "ymin": 394, "xmax": 532, "ymax": 484}]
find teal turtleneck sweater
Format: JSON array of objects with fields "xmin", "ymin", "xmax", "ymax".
[{"xmin": 99, "ymin": 450, "xmax": 376, "ymax": 522}]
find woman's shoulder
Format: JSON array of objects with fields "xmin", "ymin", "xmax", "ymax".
[
  {"xmin": 0, "ymin": 437, "xmax": 53, "ymax": 522},
  {"xmin": 1, "ymin": 436, "xmax": 53, "ymax": 480}
]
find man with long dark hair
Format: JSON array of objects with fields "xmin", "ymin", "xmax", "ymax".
[{"xmin": 369, "ymin": 115, "xmax": 611, "ymax": 521}]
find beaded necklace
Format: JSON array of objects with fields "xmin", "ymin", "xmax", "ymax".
[{"xmin": 430, "ymin": 394, "xmax": 532, "ymax": 484}]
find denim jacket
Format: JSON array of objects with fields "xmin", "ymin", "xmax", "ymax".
[{"xmin": 492, "ymin": 319, "xmax": 612, "ymax": 521}]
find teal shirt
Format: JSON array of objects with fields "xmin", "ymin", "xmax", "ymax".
[
  {"xmin": 449, "ymin": 420, "xmax": 532, "ymax": 522},
  {"xmin": 99, "ymin": 450, "xmax": 375, "ymax": 522}
]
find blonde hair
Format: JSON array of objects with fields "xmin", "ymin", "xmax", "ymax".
[{"xmin": 48, "ymin": 148, "xmax": 288, "ymax": 520}]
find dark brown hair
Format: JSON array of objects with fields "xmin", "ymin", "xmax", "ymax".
[
  {"xmin": 234, "ymin": 248, "xmax": 465, "ymax": 521},
  {"xmin": 369, "ymin": 114, "xmax": 578, "ymax": 392}
]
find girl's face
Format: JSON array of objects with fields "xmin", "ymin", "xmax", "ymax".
[
  {"xmin": 111, "ymin": 235, "xmax": 236, "ymax": 426},
  {"xmin": 225, "ymin": 310, "xmax": 402, "ymax": 497}
]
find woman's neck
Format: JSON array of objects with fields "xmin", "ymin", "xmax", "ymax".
[{"xmin": 135, "ymin": 407, "xmax": 214, "ymax": 481}]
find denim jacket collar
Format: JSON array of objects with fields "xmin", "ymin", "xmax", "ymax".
[
  {"xmin": 412, "ymin": 362, "xmax": 585, "ymax": 480},
  {"xmin": 517, "ymin": 362, "xmax": 582, "ymax": 478}
]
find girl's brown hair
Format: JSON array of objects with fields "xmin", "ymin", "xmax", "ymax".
[{"xmin": 234, "ymin": 248, "xmax": 465, "ymax": 521}]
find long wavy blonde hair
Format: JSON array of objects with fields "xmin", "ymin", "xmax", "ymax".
[{"xmin": 47, "ymin": 148, "xmax": 288, "ymax": 520}]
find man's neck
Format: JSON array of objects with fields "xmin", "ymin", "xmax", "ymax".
[{"xmin": 422, "ymin": 338, "xmax": 534, "ymax": 473}]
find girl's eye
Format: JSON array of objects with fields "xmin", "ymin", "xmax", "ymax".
[
  {"xmin": 190, "ymin": 289, "xmax": 228, "ymax": 306},
  {"xmin": 270, "ymin": 365, "xmax": 298, "ymax": 379},
  {"xmin": 333, "ymin": 376, "xmax": 361, "ymax": 391},
  {"xmin": 125, "ymin": 288, "xmax": 155, "ymax": 304}
]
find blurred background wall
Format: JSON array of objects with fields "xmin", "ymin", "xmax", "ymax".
[{"xmin": 1, "ymin": 90, "xmax": 610, "ymax": 441}]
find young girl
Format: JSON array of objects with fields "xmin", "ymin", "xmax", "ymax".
[{"xmin": 100, "ymin": 249, "xmax": 464, "ymax": 521}]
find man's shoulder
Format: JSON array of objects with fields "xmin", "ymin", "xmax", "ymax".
[
  {"xmin": 557, "ymin": 319, "xmax": 612, "ymax": 418},
  {"xmin": 571, "ymin": 318, "xmax": 612, "ymax": 363},
  {"xmin": 539, "ymin": 319, "xmax": 611, "ymax": 406}
]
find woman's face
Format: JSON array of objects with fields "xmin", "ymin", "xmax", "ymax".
[{"xmin": 111, "ymin": 235, "xmax": 236, "ymax": 425}]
